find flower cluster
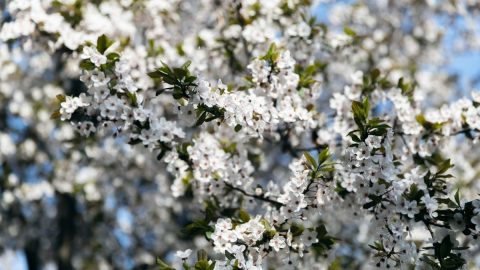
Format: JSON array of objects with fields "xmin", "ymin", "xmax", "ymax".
[{"xmin": 3, "ymin": 0, "xmax": 480, "ymax": 269}]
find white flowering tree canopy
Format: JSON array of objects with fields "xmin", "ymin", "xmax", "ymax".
[{"xmin": 2, "ymin": 0, "xmax": 480, "ymax": 269}]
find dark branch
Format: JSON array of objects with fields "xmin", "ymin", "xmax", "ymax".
[{"xmin": 224, "ymin": 182, "xmax": 285, "ymax": 208}]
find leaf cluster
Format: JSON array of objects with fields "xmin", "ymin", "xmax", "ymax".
[
  {"xmin": 148, "ymin": 61, "xmax": 198, "ymax": 99},
  {"xmin": 348, "ymin": 98, "xmax": 390, "ymax": 142}
]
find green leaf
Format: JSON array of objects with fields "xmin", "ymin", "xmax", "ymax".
[
  {"xmin": 182, "ymin": 60, "xmax": 192, "ymax": 69},
  {"xmin": 437, "ymin": 159, "xmax": 453, "ymax": 175},
  {"xmin": 225, "ymin": 251, "xmax": 235, "ymax": 261},
  {"xmin": 420, "ymin": 256, "xmax": 440, "ymax": 268},
  {"xmin": 184, "ymin": 219, "xmax": 212, "ymax": 236},
  {"xmin": 56, "ymin": 94, "xmax": 66, "ymax": 102},
  {"xmin": 157, "ymin": 258, "xmax": 176, "ymax": 270},
  {"xmin": 416, "ymin": 114, "xmax": 426, "ymax": 126},
  {"xmin": 50, "ymin": 110, "xmax": 61, "ymax": 119},
  {"xmin": 232, "ymin": 260, "xmax": 240, "ymax": 270},
  {"xmin": 238, "ymin": 209, "xmax": 251, "ymax": 223},
  {"xmin": 443, "ymin": 255, "xmax": 466, "ymax": 269},
  {"xmin": 454, "ymin": 189, "xmax": 460, "ymax": 206},
  {"xmin": 304, "ymin": 152, "xmax": 317, "ymax": 169},
  {"xmin": 362, "ymin": 200, "xmax": 377, "ymax": 209},
  {"xmin": 370, "ymin": 68, "xmax": 381, "ymax": 81},
  {"xmin": 343, "ymin": 27, "xmax": 356, "ymax": 37},
  {"xmin": 362, "ymin": 98, "xmax": 370, "ymax": 117},
  {"xmin": 351, "ymin": 101, "xmax": 365, "ymax": 120},
  {"xmin": 125, "ymin": 91, "xmax": 137, "ymax": 106},
  {"xmin": 437, "ymin": 235, "xmax": 453, "ymax": 259},
  {"xmin": 79, "ymin": 59, "xmax": 95, "ymax": 70},
  {"xmin": 96, "ymin": 34, "xmax": 113, "ymax": 54},
  {"xmin": 351, "ymin": 100, "xmax": 368, "ymax": 129},
  {"xmin": 349, "ymin": 133, "xmax": 361, "ymax": 143},
  {"xmin": 194, "ymin": 260, "xmax": 209, "ymax": 270},
  {"xmin": 290, "ymin": 223, "xmax": 304, "ymax": 237},
  {"xmin": 107, "ymin": 52, "xmax": 120, "ymax": 61},
  {"xmin": 197, "ymin": 249, "xmax": 208, "ymax": 262},
  {"xmin": 260, "ymin": 43, "xmax": 280, "ymax": 63},
  {"xmin": 195, "ymin": 112, "xmax": 207, "ymax": 127},
  {"xmin": 318, "ymin": 148, "xmax": 330, "ymax": 165}
]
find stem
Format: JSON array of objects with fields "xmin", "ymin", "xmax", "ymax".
[{"xmin": 224, "ymin": 182, "xmax": 285, "ymax": 208}]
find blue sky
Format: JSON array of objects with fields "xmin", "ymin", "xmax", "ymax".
[{"xmin": 314, "ymin": 2, "xmax": 480, "ymax": 94}]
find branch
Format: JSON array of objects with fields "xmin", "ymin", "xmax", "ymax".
[{"xmin": 224, "ymin": 182, "xmax": 285, "ymax": 208}]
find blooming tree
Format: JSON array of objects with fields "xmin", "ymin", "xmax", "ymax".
[{"xmin": 1, "ymin": 0, "xmax": 480, "ymax": 269}]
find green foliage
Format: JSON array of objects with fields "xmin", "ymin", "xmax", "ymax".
[
  {"xmin": 290, "ymin": 223, "xmax": 304, "ymax": 237},
  {"xmin": 50, "ymin": 94, "xmax": 66, "ymax": 119},
  {"xmin": 416, "ymin": 114, "xmax": 445, "ymax": 138},
  {"xmin": 413, "ymin": 152, "xmax": 454, "ymax": 194},
  {"xmin": 194, "ymin": 260, "xmax": 215, "ymax": 270},
  {"xmin": 50, "ymin": 110, "xmax": 61, "ymax": 119},
  {"xmin": 184, "ymin": 219, "xmax": 213, "ymax": 237},
  {"xmin": 147, "ymin": 39, "xmax": 165, "ymax": 57},
  {"xmin": 348, "ymin": 98, "xmax": 390, "ymax": 142},
  {"xmin": 157, "ymin": 258, "xmax": 175, "ymax": 270},
  {"xmin": 343, "ymin": 27, "xmax": 356, "ymax": 37},
  {"xmin": 295, "ymin": 61, "xmax": 327, "ymax": 90},
  {"xmin": 362, "ymin": 194, "xmax": 383, "ymax": 210},
  {"xmin": 311, "ymin": 224, "xmax": 336, "ymax": 256},
  {"xmin": 148, "ymin": 61, "xmax": 198, "ymax": 99},
  {"xmin": 194, "ymin": 104, "xmax": 225, "ymax": 127},
  {"xmin": 96, "ymin": 34, "xmax": 114, "ymax": 54},
  {"xmin": 51, "ymin": 0, "xmax": 83, "ymax": 27},
  {"xmin": 260, "ymin": 43, "xmax": 280, "ymax": 64},
  {"xmin": 421, "ymin": 236, "xmax": 467, "ymax": 270},
  {"xmin": 303, "ymin": 152, "xmax": 317, "ymax": 169},
  {"xmin": 238, "ymin": 209, "xmax": 251, "ymax": 222},
  {"xmin": 79, "ymin": 59, "xmax": 96, "ymax": 70},
  {"xmin": 156, "ymin": 250, "xmax": 216, "ymax": 270},
  {"xmin": 351, "ymin": 98, "xmax": 369, "ymax": 128},
  {"xmin": 303, "ymin": 148, "xmax": 335, "ymax": 180},
  {"xmin": 358, "ymin": 68, "xmax": 396, "ymax": 94},
  {"xmin": 397, "ymin": 77, "xmax": 415, "ymax": 99}
]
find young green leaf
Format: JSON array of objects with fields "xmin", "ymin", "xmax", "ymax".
[
  {"xmin": 304, "ymin": 152, "xmax": 317, "ymax": 169},
  {"xmin": 96, "ymin": 34, "xmax": 113, "ymax": 54}
]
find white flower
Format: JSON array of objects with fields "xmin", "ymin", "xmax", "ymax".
[
  {"xmin": 473, "ymin": 199, "xmax": 480, "ymax": 214},
  {"xmin": 300, "ymin": 229, "xmax": 318, "ymax": 247},
  {"xmin": 365, "ymin": 135, "xmax": 382, "ymax": 149},
  {"xmin": 421, "ymin": 194, "xmax": 438, "ymax": 217},
  {"xmin": 471, "ymin": 214, "xmax": 480, "ymax": 231},
  {"xmin": 297, "ymin": 21, "xmax": 311, "ymax": 37},
  {"xmin": 215, "ymin": 218, "xmax": 233, "ymax": 231},
  {"xmin": 59, "ymin": 96, "xmax": 89, "ymax": 120},
  {"xmin": 80, "ymin": 46, "xmax": 107, "ymax": 67},
  {"xmin": 247, "ymin": 59, "xmax": 270, "ymax": 84},
  {"xmin": 341, "ymin": 173, "xmax": 359, "ymax": 192},
  {"xmin": 403, "ymin": 167, "xmax": 427, "ymax": 186},
  {"xmin": 269, "ymin": 234, "xmax": 286, "ymax": 252},
  {"xmin": 175, "ymin": 249, "xmax": 192, "ymax": 259},
  {"xmin": 235, "ymin": 216, "xmax": 265, "ymax": 245},
  {"xmin": 352, "ymin": 143, "xmax": 370, "ymax": 160},
  {"xmin": 79, "ymin": 121, "xmax": 96, "ymax": 136},
  {"xmin": 277, "ymin": 51, "xmax": 295, "ymax": 70},
  {"xmin": 398, "ymin": 200, "xmax": 419, "ymax": 218}
]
